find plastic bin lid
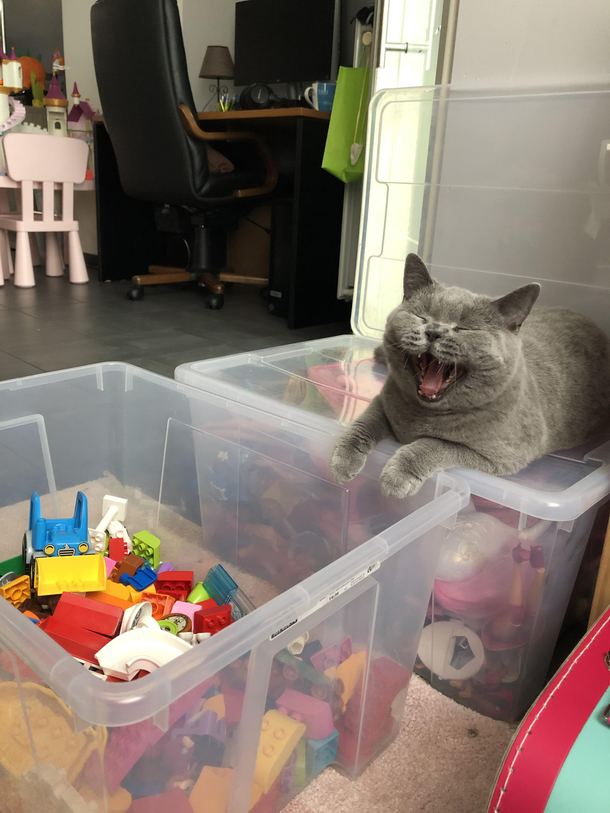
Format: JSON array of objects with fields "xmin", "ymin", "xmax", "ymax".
[
  {"xmin": 176, "ymin": 333, "xmax": 610, "ymax": 522},
  {"xmin": 352, "ymin": 84, "xmax": 610, "ymax": 341}
]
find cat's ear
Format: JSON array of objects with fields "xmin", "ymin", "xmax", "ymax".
[
  {"xmin": 492, "ymin": 283, "xmax": 541, "ymax": 332},
  {"xmin": 403, "ymin": 254, "xmax": 433, "ymax": 300}
]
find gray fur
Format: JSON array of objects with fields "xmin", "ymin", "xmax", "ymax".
[{"xmin": 331, "ymin": 254, "xmax": 610, "ymax": 498}]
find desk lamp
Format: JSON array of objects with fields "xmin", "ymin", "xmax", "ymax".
[{"xmin": 199, "ymin": 46, "xmax": 234, "ymax": 106}]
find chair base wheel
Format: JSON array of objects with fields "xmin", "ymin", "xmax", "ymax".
[
  {"xmin": 127, "ymin": 285, "xmax": 144, "ymax": 301},
  {"xmin": 205, "ymin": 294, "xmax": 224, "ymax": 310}
]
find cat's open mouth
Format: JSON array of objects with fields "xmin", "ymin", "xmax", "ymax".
[{"xmin": 411, "ymin": 352, "xmax": 466, "ymax": 402}]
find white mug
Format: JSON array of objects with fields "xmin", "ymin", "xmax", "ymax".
[{"xmin": 304, "ymin": 82, "xmax": 336, "ymax": 112}]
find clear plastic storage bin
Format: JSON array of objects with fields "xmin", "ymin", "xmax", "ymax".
[
  {"xmin": 176, "ymin": 85, "xmax": 610, "ymax": 721},
  {"xmin": 0, "ymin": 363, "xmax": 467, "ymax": 813}
]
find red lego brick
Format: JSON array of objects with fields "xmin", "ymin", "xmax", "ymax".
[
  {"xmin": 195, "ymin": 598, "xmax": 217, "ymax": 610},
  {"xmin": 53, "ymin": 592, "xmax": 123, "ymax": 637},
  {"xmin": 341, "ymin": 657, "xmax": 410, "ymax": 743},
  {"xmin": 128, "ymin": 789, "xmax": 192, "ymax": 813},
  {"xmin": 141, "ymin": 590, "xmax": 175, "ymax": 621},
  {"xmin": 194, "ymin": 604, "xmax": 232, "ymax": 635},
  {"xmin": 108, "ymin": 537, "xmax": 129, "ymax": 561},
  {"xmin": 38, "ymin": 616, "xmax": 110, "ymax": 664},
  {"xmin": 156, "ymin": 572, "xmax": 194, "ymax": 602}
]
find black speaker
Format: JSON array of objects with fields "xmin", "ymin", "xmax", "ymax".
[
  {"xmin": 268, "ymin": 199, "xmax": 293, "ymax": 317},
  {"xmin": 240, "ymin": 84, "xmax": 288, "ymax": 110}
]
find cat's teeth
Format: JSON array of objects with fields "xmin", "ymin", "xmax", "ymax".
[{"xmin": 430, "ymin": 394, "xmax": 437, "ymax": 400}]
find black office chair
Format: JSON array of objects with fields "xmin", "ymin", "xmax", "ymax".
[{"xmin": 91, "ymin": 0, "xmax": 277, "ymax": 308}]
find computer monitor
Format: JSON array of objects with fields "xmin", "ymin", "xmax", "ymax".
[{"xmin": 234, "ymin": 0, "xmax": 339, "ymax": 86}]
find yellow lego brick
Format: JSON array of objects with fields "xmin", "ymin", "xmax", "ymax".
[
  {"xmin": 0, "ymin": 682, "xmax": 106, "ymax": 782},
  {"xmin": 189, "ymin": 766, "xmax": 262, "ymax": 813},
  {"xmin": 253, "ymin": 710, "xmax": 305, "ymax": 794},
  {"xmin": 202, "ymin": 693, "xmax": 225, "ymax": 719},
  {"xmin": 35, "ymin": 555, "xmax": 106, "ymax": 597},
  {"xmin": 325, "ymin": 650, "xmax": 367, "ymax": 711},
  {"xmin": 0, "ymin": 575, "xmax": 30, "ymax": 607}
]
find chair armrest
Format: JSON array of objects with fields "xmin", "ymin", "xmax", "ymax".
[{"xmin": 178, "ymin": 104, "xmax": 278, "ymax": 198}]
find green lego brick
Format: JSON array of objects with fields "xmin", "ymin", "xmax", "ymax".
[
  {"xmin": 187, "ymin": 582, "xmax": 213, "ymax": 603},
  {"xmin": 132, "ymin": 531, "xmax": 160, "ymax": 568},
  {"xmin": 293, "ymin": 739, "xmax": 308, "ymax": 788},
  {"xmin": 0, "ymin": 554, "xmax": 25, "ymax": 578}
]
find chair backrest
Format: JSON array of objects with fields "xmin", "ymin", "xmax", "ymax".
[
  {"xmin": 91, "ymin": 0, "xmax": 210, "ymax": 207},
  {"xmin": 3, "ymin": 133, "xmax": 89, "ymax": 225},
  {"xmin": 3, "ymin": 134, "xmax": 89, "ymax": 183}
]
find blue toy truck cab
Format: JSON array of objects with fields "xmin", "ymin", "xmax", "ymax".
[{"xmin": 23, "ymin": 491, "xmax": 90, "ymax": 579}]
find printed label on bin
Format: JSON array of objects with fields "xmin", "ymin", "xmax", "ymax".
[{"xmin": 270, "ymin": 561, "xmax": 380, "ymax": 640}]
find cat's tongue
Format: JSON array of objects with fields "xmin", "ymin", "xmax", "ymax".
[{"xmin": 420, "ymin": 358, "xmax": 447, "ymax": 396}]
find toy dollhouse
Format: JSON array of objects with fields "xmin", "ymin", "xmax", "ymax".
[
  {"xmin": 67, "ymin": 83, "xmax": 94, "ymax": 136},
  {"xmin": 44, "ymin": 74, "xmax": 69, "ymax": 137}
]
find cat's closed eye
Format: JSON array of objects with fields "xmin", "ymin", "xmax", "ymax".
[{"xmin": 412, "ymin": 313, "xmax": 426, "ymax": 322}]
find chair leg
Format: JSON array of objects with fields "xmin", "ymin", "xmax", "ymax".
[
  {"xmin": 14, "ymin": 231, "xmax": 35, "ymax": 288},
  {"xmin": 0, "ymin": 230, "xmax": 10, "ymax": 286},
  {"xmin": 45, "ymin": 233, "xmax": 64, "ymax": 277},
  {"xmin": 67, "ymin": 231, "xmax": 88, "ymax": 284},
  {"xmin": 63, "ymin": 232, "xmax": 69, "ymax": 266},
  {"xmin": 0, "ymin": 229, "xmax": 13, "ymax": 277},
  {"xmin": 29, "ymin": 233, "xmax": 42, "ymax": 266}
]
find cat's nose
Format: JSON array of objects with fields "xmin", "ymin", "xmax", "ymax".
[{"xmin": 425, "ymin": 327, "xmax": 443, "ymax": 342}]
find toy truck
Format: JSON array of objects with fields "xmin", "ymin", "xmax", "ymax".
[{"xmin": 23, "ymin": 491, "xmax": 91, "ymax": 579}]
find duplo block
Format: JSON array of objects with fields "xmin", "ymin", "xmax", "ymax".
[{"xmin": 132, "ymin": 531, "xmax": 161, "ymax": 569}]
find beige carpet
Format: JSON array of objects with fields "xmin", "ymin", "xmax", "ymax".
[
  {"xmin": 0, "ymin": 479, "xmax": 514, "ymax": 813},
  {"xmin": 285, "ymin": 676, "xmax": 513, "ymax": 813}
]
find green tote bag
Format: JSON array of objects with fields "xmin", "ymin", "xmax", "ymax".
[{"xmin": 322, "ymin": 66, "xmax": 370, "ymax": 183}]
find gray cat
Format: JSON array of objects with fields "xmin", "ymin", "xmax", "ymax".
[{"xmin": 331, "ymin": 254, "xmax": 610, "ymax": 497}]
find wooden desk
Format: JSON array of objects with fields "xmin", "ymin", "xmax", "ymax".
[
  {"xmin": 94, "ymin": 107, "xmax": 349, "ymax": 329},
  {"xmin": 198, "ymin": 107, "xmax": 330, "ymax": 122}
]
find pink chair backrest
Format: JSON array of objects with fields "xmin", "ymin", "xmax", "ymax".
[{"xmin": 3, "ymin": 134, "xmax": 89, "ymax": 183}]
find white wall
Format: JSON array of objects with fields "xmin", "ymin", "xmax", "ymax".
[
  {"xmin": 452, "ymin": 0, "xmax": 610, "ymax": 88},
  {"xmin": 181, "ymin": 0, "xmax": 236, "ymax": 111}
]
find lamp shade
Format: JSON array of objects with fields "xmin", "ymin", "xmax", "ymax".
[{"xmin": 199, "ymin": 46, "xmax": 234, "ymax": 79}]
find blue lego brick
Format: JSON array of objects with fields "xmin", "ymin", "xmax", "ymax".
[
  {"xmin": 119, "ymin": 563, "xmax": 157, "ymax": 591},
  {"xmin": 306, "ymin": 729, "xmax": 339, "ymax": 774}
]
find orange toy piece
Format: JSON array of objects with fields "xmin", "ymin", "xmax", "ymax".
[
  {"xmin": 142, "ymin": 590, "xmax": 175, "ymax": 620},
  {"xmin": 0, "ymin": 574, "xmax": 30, "ymax": 607},
  {"xmin": 16, "ymin": 55, "xmax": 45, "ymax": 89},
  {"xmin": 189, "ymin": 766, "xmax": 262, "ymax": 813},
  {"xmin": 325, "ymin": 650, "xmax": 367, "ymax": 711},
  {"xmin": 88, "ymin": 579, "xmax": 139, "ymax": 610},
  {"xmin": 0, "ymin": 682, "xmax": 105, "ymax": 781}
]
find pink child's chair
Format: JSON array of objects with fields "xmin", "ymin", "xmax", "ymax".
[{"xmin": 0, "ymin": 133, "xmax": 89, "ymax": 287}]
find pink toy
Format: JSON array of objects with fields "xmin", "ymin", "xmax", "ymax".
[
  {"xmin": 276, "ymin": 688, "xmax": 334, "ymax": 740},
  {"xmin": 171, "ymin": 600, "xmax": 200, "ymax": 624},
  {"xmin": 310, "ymin": 637, "xmax": 352, "ymax": 672},
  {"xmin": 0, "ymin": 133, "xmax": 89, "ymax": 286},
  {"xmin": 307, "ymin": 360, "xmax": 385, "ymax": 422},
  {"xmin": 221, "ymin": 685, "xmax": 245, "ymax": 726},
  {"xmin": 105, "ymin": 557, "xmax": 117, "ymax": 578},
  {"xmin": 82, "ymin": 679, "xmax": 213, "ymax": 792}
]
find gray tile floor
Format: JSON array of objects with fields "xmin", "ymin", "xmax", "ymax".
[{"xmin": 0, "ymin": 269, "xmax": 351, "ymax": 381}]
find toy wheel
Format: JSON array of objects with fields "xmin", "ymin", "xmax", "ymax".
[
  {"xmin": 127, "ymin": 285, "xmax": 144, "ymax": 301},
  {"xmin": 283, "ymin": 664, "xmax": 299, "ymax": 682},
  {"xmin": 311, "ymin": 684, "xmax": 328, "ymax": 701},
  {"xmin": 22, "ymin": 533, "xmax": 33, "ymax": 583},
  {"xmin": 205, "ymin": 294, "xmax": 224, "ymax": 310}
]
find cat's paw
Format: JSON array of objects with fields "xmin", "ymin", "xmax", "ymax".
[
  {"xmin": 380, "ymin": 457, "xmax": 425, "ymax": 499},
  {"xmin": 330, "ymin": 443, "xmax": 367, "ymax": 483}
]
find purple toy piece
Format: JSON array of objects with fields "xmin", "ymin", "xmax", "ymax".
[
  {"xmin": 310, "ymin": 636, "xmax": 352, "ymax": 672},
  {"xmin": 280, "ymin": 747, "xmax": 298, "ymax": 793},
  {"xmin": 105, "ymin": 557, "xmax": 117, "ymax": 578},
  {"xmin": 157, "ymin": 562, "xmax": 174, "ymax": 574},
  {"xmin": 171, "ymin": 709, "xmax": 226, "ymax": 743},
  {"xmin": 276, "ymin": 688, "xmax": 334, "ymax": 740}
]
